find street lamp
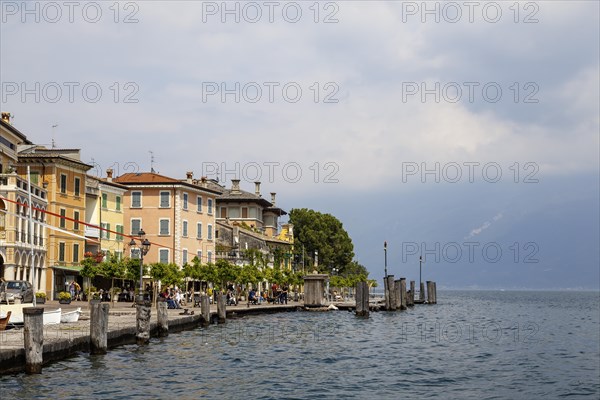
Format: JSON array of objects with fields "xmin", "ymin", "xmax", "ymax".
[
  {"xmin": 384, "ymin": 241, "xmax": 388, "ymax": 278},
  {"xmin": 129, "ymin": 229, "xmax": 151, "ymax": 304},
  {"xmin": 419, "ymin": 255, "xmax": 423, "ymax": 288}
]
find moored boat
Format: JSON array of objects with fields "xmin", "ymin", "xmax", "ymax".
[
  {"xmin": 0, "ymin": 311, "xmax": 11, "ymax": 331},
  {"xmin": 43, "ymin": 308, "xmax": 61, "ymax": 325},
  {"xmin": 60, "ymin": 307, "xmax": 82, "ymax": 323}
]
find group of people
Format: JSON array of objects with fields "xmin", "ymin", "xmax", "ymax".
[
  {"xmin": 247, "ymin": 284, "xmax": 289, "ymax": 305},
  {"xmin": 160, "ymin": 286, "xmax": 184, "ymax": 309},
  {"xmin": 68, "ymin": 281, "xmax": 82, "ymax": 301}
]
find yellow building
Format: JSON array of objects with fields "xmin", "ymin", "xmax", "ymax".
[
  {"xmin": 17, "ymin": 145, "xmax": 91, "ymax": 299},
  {"xmin": 0, "ymin": 113, "xmax": 48, "ymax": 291},
  {"xmin": 84, "ymin": 171, "xmax": 128, "ymax": 261}
]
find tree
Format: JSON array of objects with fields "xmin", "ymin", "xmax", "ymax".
[
  {"xmin": 98, "ymin": 254, "xmax": 127, "ymax": 306},
  {"xmin": 215, "ymin": 259, "xmax": 240, "ymax": 290},
  {"xmin": 289, "ymin": 208, "xmax": 355, "ymax": 273}
]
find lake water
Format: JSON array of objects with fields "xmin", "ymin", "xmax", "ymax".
[{"xmin": 1, "ymin": 291, "xmax": 599, "ymax": 399}]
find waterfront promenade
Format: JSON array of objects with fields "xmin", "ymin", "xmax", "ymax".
[{"xmin": 0, "ymin": 299, "xmax": 302, "ymax": 374}]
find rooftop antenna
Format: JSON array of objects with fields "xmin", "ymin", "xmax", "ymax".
[
  {"xmin": 149, "ymin": 150, "xmax": 155, "ymax": 173},
  {"xmin": 51, "ymin": 124, "xmax": 58, "ymax": 148}
]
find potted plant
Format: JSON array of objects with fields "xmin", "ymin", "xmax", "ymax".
[
  {"xmin": 35, "ymin": 291, "xmax": 46, "ymax": 304},
  {"xmin": 58, "ymin": 291, "xmax": 72, "ymax": 304}
]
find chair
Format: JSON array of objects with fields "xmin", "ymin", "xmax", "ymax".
[{"xmin": 193, "ymin": 294, "xmax": 201, "ymax": 307}]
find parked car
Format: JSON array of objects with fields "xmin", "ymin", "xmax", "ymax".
[{"xmin": 0, "ymin": 280, "xmax": 34, "ymax": 304}]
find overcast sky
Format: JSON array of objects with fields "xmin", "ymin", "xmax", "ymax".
[{"xmin": 1, "ymin": 1, "xmax": 598, "ymax": 289}]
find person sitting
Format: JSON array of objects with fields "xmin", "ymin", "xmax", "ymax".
[
  {"xmin": 227, "ymin": 291, "xmax": 236, "ymax": 306},
  {"xmin": 248, "ymin": 289, "xmax": 258, "ymax": 305}
]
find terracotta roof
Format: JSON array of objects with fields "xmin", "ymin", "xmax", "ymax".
[
  {"xmin": 114, "ymin": 172, "xmax": 180, "ymax": 184},
  {"xmin": 114, "ymin": 172, "xmax": 223, "ymax": 194}
]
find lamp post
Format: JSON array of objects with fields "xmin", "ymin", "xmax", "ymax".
[
  {"xmin": 129, "ymin": 229, "xmax": 151, "ymax": 304},
  {"xmin": 419, "ymin": 255, "xmax": 423, "ymax": 288},
  {"xmin": 384, "ymin": 241, "xmax": 388, "ymax": 278}
]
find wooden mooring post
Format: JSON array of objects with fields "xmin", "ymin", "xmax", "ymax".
[
  {"xmin": 408, "ymin": 280, "xmax": 415, "ymax": 307},
  {"xmin": 432, "ymin": 282, "xmax": 437, "ymax": 304},
  {"xmin": 136, "ymin": 304, "xmax": 151, "ymax": 345},
  {"xmin": 157, "ymin": 301, "xmax": 169, "ymax": 337},
  {"xmin": 420, "ymin": 282, "xmax": 425, "ymax": 302},
  {"xmin": 400, "ymin": 278, "xmax": 407, "ymax": 310},
  {"xmin": 394, "ymin": 279, "xmax": 401, "ymax": 310},
  {"xmin": 201, "ymin": 295, "xmax": 210, "ymax": 326},
  {"xmin": 426, "ymin": 281, "xmax": 433, "ymax": 304},
  {"xmin": 355, "ymin": 281, "xmax": 369, "ymax": 317},
  {"xmin": 90, "ymin": 302, "xmax": 109, "ymax": 354},
  {"xmin": 385, "ymin": 275, "xmax": 395, "ymax": 310},
  {"xmin": 23, "ymin": 307, "xmax": 44, "ymax": 374},
  {"xmin": 384, "ymin": 275, "xmax": 391, "ymax": 310},
  {"xmin": 217, "ymin": 294, "xmax": 227, "ymax": 323}
]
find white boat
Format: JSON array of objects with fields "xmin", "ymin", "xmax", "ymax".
[
  {"xmin": 0, "ymin": 303, "xmax": 33, "ymax": 324},
  {"xmin": 43, "ymin": 308, "xmax": 61, "ymax": 325},
  {"xmin": 60, "ymin": 307, "xmax": 82, "ymax": 323}
]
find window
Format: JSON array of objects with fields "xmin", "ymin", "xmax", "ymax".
[
  {"xmin": 220, "ymin": 207, "xmax": 227, "ymax": 218},
  {"xmin": 73, "ymin": 211, "xmax": 79, "ymax": 231},
  {"xmin": 159, "ymin": 249, "xmax": 169, "ymax": 264},
  {"xmin": 183, "ymin": 193, "xmax": 188, "ymax": 210},
  {"xmin": 183, "ymin": 249, "xmax": 188, "ymax": 265},
  {"xmin": 242, "ymin": 207, "xmax": 248, "ymax": 218},
  {"xmin": 208, "ymin": 199, "xmax": 213, "ymax": 214},
  {"xmin": 207, "ymin": 224, "xmax": 213, "ymax": 240},
  {"xmin": 60, "ymin": 174, "xmax": 67, "ymax": 194},
  {"xmin": 74, "ymin": 177, "xmax": 81, "ymax": 196},
  {"xmin": 101, "ymin": 193, "xmax": 108, "ymax": 209},
  {"xmin": 131, "ymin": 219, "xmax": 141, "ymax": 235},
  {"xmin": 59, "ymin": 209, "xmax": 66, "ymax": 229},
  {"xmin": 249, "ymin": 207, "xmax": 257, "ymax": 218},
  {"xmin": 30, "ymin": 172, "xmax": 39, "ymax": 185},
  {"xmin": 229, "ymin": 207, "xmax": 240, "ymax": 218},
  {"xmin": 115, "ymin": 251, "xmax": 123, "ymax": 260},
  {"xmin": 131, "ymin": 191, "xmax": 142, "ymax": 208},
  {"xmin": 197, "ymin": 250, "xmax": 202, "ymax": 261},
  {"xmin": 116, "ymin": 196, "xmax": 121, "ymax": 211},
  {"xmin": 159, "ymin": 219, "xmax": 170, "ymax": 235},
  {"xmin": 207, "ymin": 251, "xmax": 212, "ymax": 263},
  {"xmin": 73, "ymin": 243, "xmax": 79, "ymax": 263},
  {"xmin": 58, "ymin": 242, "xmax": 65, "ymax": 262},
  {"xmin": 116, "ymin": 225, "xmax": 123, "ymax": 241},
  {"xmin": 182, "ymin": 220, "xmax": 188, "ymax": 237},
  {"xmin": 160, "ymin": 191, "xmax": 170, "ymax": 208},
  {"xmin": 100, "ymin": 222, "xmax": 110, "ymax": 239},
  {"xmin": 197, "ymin": 196, "xmax": 202, "ymax": 213},
  {"xmin": 197, "ymin": 222, "xmax": 202, "ymax": 239}
]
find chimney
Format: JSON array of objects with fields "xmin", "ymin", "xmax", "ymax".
[
  {"xmin": 106, "ymin": 168, "xmax": 113, "ymax": 182},
  {"xmin": 1, "ymin": 112, "xmax": 11, "ymax": 124},
  {"xmin": 254, "ymin": 181, "xmax": 261, "ymax": 196},
  {"xmin": 201, "ymin": 176, "xmax": 207, "ymax": 187},
  {"xmin": 270, "ymin": 192, "xmax": 276, "ymax": 206},
  {"xmin": 231, "ymin": 179, "xmax": 241, "ymax": 194},
  {"xmin": 186, "ymin": 171, "xmax": 193, "ymax": 183}
]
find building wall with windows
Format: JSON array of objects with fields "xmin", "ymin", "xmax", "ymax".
[
  {"xmin": 0, "ymin": 115, "xmax": 48, "ymax": 293},
  {"xmin": 17, "ymin": 147, "xmax": 91, "ymax": 299},
  {"xmin": 115, "ymin": 172, "xmax": 219, "ymax": 268},
  {"xmin": 97, "ymin": 172, "xmax": 127, "ymax": 260}
]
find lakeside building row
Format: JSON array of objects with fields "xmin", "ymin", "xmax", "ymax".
[{"xmin": 0, "ymin": 112, "xmax": 293, "ymax": 299}]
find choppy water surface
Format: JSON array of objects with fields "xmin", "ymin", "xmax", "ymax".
[{"xmin": 2, "ymin": 291, "xmax": 599, "ymax": 399}]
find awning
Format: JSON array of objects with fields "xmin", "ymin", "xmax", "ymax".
[{"xmin": 52, "ymin": 265, "xmax": 82, "ymax": 273}]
